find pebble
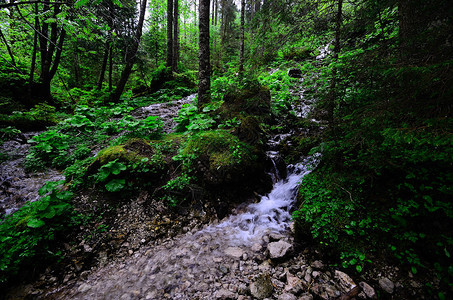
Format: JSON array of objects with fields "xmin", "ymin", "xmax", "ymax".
[{"xmin": 379, "ymin": 277, "xmax": 395, "ymax": 294}]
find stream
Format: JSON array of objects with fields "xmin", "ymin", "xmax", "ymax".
[
  {"xmin": 0, "ymin": 133, "xmax": 64, "ymax": 216},
  {"xmin": 45, "ymin": 156, "xmax": 319, "ymax": 299}
]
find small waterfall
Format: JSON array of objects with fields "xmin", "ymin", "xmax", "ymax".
[{"xmin": 202, "ymin": 154, "xmax": 319, "ymax": 246}]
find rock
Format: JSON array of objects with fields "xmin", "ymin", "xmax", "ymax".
[
  {"xmin": 251, "ymin": 243, "xmax": 263, "ymax": 252},
  {"xmin": 77, "ymin": 283, "xmax": 91, "ymax": 293},
  {"xmin": 250, "ymin": 273, "xmax": 273, "ymax": 299},
  {"xmin": 267, "ymin": 241, "xmax": 292, "ymax": 259},
  {"xmin": 83, "ymin": 244, "xmax": 92, "ymax": 253},
  {"xmin": 311, "ymin": 260, "xmax": 324, "ymax": 269},
  {"xmin": 359, "ymin": 282, "xmax": 377, "ymax": 299},
  {"xmin": 285, "ymin": 271, "xmax": 304, "ymax": 293},
  {"xmin": 304, "ymin": 271, "xmax": 312, "ymax": 284},
  {"xmin": 225, "ymin": 246, "xmax": 244, "ymax": 258},
  {"xmin": 287, "ymin": 68, "xmax": 303, "ymax": 78},
  {"xmin": 278, "ymin": 293, "xmax": 297, "ymax": 300},
  {"xmin": 215, "ymin": 288, "xmax": 236, "ymax": 299},
  {"xmin": 269, "ymin": 232, "xmax": 286, "ymax": 241},
  {"xmin": 334, "ymin": 270, "xmax": 356, "ymax": 292},
  {"xmin": 299, "ymin": 293, "xmax": 313, "ymax": 300},
  {"xmin": 379, "ymin": 277, "xmax": 394, "ymax": 294},
  {"xmin": 311, "ymin": 283, "xmax": 341, "ymax": 300}
]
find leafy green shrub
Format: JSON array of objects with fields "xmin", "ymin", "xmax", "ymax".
[
  {"xmin": 0, "ymin": 180, "xmax": 78, "ymax": 285},
  {"xmin": 87, "ymin": 139, "xmax": 167, "ymax": 193},
  {"xmin": 0, "ymin": 104, "xmax": 60, "ymax": 131}
]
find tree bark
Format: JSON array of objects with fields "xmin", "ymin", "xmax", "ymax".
[
  {"xmin": 198, "ymin": 0, "xmax": 211, "ymax": 110},
  {"xmin": 0, "ymin": 28, "xmax": 16, "ymax": 68},
  {"xmin": 111, "ymin": 0, "xmax": 147, "ymax": 102},
  {"xmin": 97, "ymin": 41, "xmax": 109, "ymax": 89},
  {"xmin": 166, "ymin": 0, "xmax": 174, "ymax": 69},
  {"xmin": 29, "ymin": 2, "xmax": 39, "ymax": 83},
  {"xmin": 238, "ymin": 0, "xmax": 245, "ymax": 76},
  {"xmin": 327, "ymin": 0, "xmax": 343, "ymax": 132},
  {"xmin": 172, "ymin": 0, "xmax": 179, "ymax": 72}
]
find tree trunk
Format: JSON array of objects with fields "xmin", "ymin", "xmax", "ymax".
[
  {"xmin": 35, "ymin": 3, "xmax": 66, "ymax": 100},
  {"xmin": 111, "ymin": 0, "xmax": 147, "ymax": 102},
  {"xmin": 166, "ymin": 0, "xmax": 174, "ymax": 69},
  {"xmin": 198, "ymin": 0, "xmax": 211, "ymax": 110},
  {"xmin": 238, "ymin": 0, "xmax": 245, "ymax": 76},
  {"xmin": 327, "ymin": 0, "xmax": 343, "ymax": 132},
  {"xmin": 0, "ymin": 28, "xmax": 16, "ymax": 68},
  {"xmin": 97, "ymin": 41, "xmax": 109, "ymax": 89},
  {"xmin": 29, "ymin": 2, "xmax": 39, "ymax": 83},
  {"xmin": 172, "ymin": 0, "xmax": 179, "ymax": 72},
  {"xmin": 108, "ymin": 45, "xmax": 113, "ymax": 92}
]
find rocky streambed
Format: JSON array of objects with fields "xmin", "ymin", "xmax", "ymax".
[
  {"xmin": 0, "ymin": 132, "xmax": 64, "ymax": 216},
  {"xmin": 35, "ymin": 158, "xmax": 379, "ymax": 300}
]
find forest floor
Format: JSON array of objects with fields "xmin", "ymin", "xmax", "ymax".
[{"xmin": 3, "ymin": 89, "xmax": 433, "ymax": 300}]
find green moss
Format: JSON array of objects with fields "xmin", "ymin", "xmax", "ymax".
[
  {"xmin": 95, "ymin": 139, "xmax": 157, "ymax": 165},
  {"xmin": 181, "ymin": 130, "xmax": 257, "ymax": 185},
  {"xmin": 221, "ymin": 84, "xmax": 271, "ymax": 119}
]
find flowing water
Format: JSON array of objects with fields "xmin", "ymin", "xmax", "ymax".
[
  {"xmin": 0, "ymin": 132, "xmax": 64, "ymax": 217},
  {"xmin": 45, "ymin": 155, "xmax": 318, "ymax": 299}
]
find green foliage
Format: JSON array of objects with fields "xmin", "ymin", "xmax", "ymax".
[
  {"xmin": 88, "ymin": 139, "xmax": 167, "ymax": 193},
  {"xmin": 0, "ymin": 180, "xmax": 78, "ymax": 284},
  {"xmin": 175, "ymin": 102, "xmax": 220, "ymax": 133},
  {"xmin": 0, "ymin": 104, "xmax": 61, "ymax": 131},
  {"xmin": 176, "ymin": 130, "xmax": 257, "ymax": 185}
]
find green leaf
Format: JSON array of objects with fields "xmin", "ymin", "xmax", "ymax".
[
  {"xmin": 411, "ymin": 266, "xmax": 417, "ymax": 274},
  {"xmin": 42, "ymin": 208, "xmax": 56, "ymax": 219},
  {"xmin": 27, "ymin": 219, "xmax": 45, "ymax": 228},
  {"xmin": 105, "ymin": 179, "xmax": 125, "ymax": 192},
  {"xmin": 356, "ymin": 265, "xmax": 362, "ymax": 272},
  {"xmin": 36, "ymin": 200, "xmax": 50, "ymax": 211}
]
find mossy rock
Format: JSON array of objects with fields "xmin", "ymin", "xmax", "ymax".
[
  {"xmin": 234, "ymin": 115, "xmax": 263, "ymax": 146},
  {"xmin": 283, "ymin": 47, "xmax": 312, "ymax": 61},
  {"xmin": 181, "ymin": 130, "xmax": 259, "ymax": 185},
  {"xmin": 220, "ymin": 84, "xmax": 271, "ymax": 119},
  {"xmin": 89, "ymin": 138, "xmax": 167, "ymax": 177}
]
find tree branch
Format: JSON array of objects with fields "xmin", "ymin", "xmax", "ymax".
[{"xmin": 0, "ymin": 1, "xmax": 66, "ymax": 9}]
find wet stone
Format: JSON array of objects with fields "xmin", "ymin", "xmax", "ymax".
[{"xmin": 379, "ymin": 277, "xmax": 395, "ymax": 294}]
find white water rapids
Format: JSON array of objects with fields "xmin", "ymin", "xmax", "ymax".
[{"xmin": 207, "ymin": 155, "xmax": 319, "ymax": 246}]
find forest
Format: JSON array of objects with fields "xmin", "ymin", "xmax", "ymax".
[{"xmin": 0, "ymin": 0, "xmax": 452, "ymax": 299}]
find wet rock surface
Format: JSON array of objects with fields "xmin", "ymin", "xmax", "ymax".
[
  {"xmin": 132, "ymin": 95, "xmax": 195, "ymax": 134},
  {"xmin": 0, "ymin": 132, "xmax": 64, "ymax": 217}
]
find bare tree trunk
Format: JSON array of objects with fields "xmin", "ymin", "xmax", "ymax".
[
  {"xmin": 166, "ymin": 0, "xmax": 174, "ymax": 69},
  {"xmin": 97, "ymin": 41, "xmax": 109, "ymax": 89},
  {"xmin": 111, "ymin": 0, "xmax": 148, "ymax": 102},
  {"xmin": 172, "ymin": 0, "xmax": 179, "ymax": 72},
  {"xmin": 239, "ymin": 0, "xmax": 245, "ymax": 76},
  {"xmin": 0, "ymin": 29, "xmax": 16, "ymax": 68},
  {"xmin": 198, "ymin": 0, "xmax": 211, "ymax": 110},
  {"xmin": 327, "ymin": 0, "xmax": 343, "ymax": 132},
  {"xmin": 108, "ymin": 45, "xmax": 113, "ymax": 92},
  {"xmin": 29, "ymin": 2, "xmax": 39, "ymax": 83}
]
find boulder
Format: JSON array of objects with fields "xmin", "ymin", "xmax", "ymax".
[
  {"xmin": 268, "ymin": 240, "xmax": 293, "ymax": 259},
  {"xmin": 250, "ymin": 273, "xmax": 273, "ymax": 299}
]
